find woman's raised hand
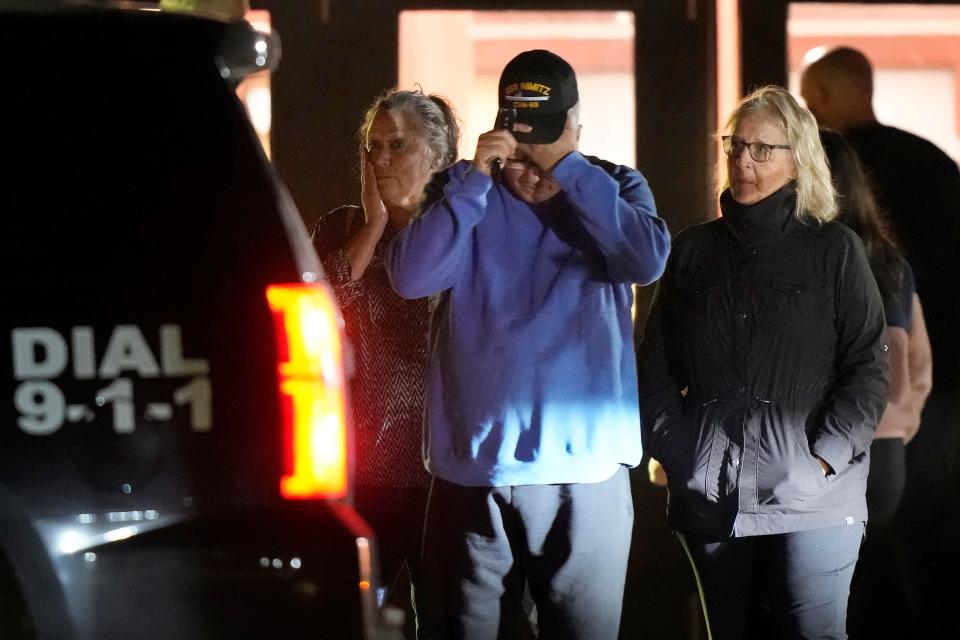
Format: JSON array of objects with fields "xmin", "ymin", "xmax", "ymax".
[{"xmin": 361, "ymin": 155, "xmax": 389, "ymax": 227}]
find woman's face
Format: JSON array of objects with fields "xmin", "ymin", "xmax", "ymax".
[
  {"xmin": 366, "ymin": 109, "xmax": 436, "ymax": 209},
  {"xmin": 727, "ymin": 111, "xmax": 797, "ymax": 206}
]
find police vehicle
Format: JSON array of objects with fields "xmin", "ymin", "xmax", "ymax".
[{"xmin": 0, "ymin": 3, "xmax": 395, "ymax": 638}]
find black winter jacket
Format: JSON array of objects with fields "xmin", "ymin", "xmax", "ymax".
[{"xmin": 638, "ymin": 185, "xmax": 889, "ymax": 538}]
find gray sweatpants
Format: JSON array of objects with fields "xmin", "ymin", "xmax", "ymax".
[{"xmin": 418, "ymin": 466, "xmax": 634, "ymax": 640}]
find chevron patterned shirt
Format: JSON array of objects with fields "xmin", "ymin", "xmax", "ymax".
[{"xmin": 313, "ymin": 205, "xmax": 431, "ymax": 488}]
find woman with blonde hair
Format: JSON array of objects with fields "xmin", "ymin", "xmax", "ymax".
[{"xmin": 638, "ymin": 86, "xmax": 888, "ymax": 639}]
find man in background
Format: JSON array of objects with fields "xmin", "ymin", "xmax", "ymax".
[{"xmin": 802, "ymin": 45, "xmax": 960, "ymax": 639}]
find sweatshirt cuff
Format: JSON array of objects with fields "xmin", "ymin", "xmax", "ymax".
[
  {"xmin": 550, "ymin": 151, "xmax": 592, "ymax": 186},
  {"xmin": 455, "ymin": 162, "xmax": 496, "ymax": 195}
]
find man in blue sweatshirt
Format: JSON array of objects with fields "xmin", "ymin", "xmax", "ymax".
[{"xmin": 385, "ymin": 50, "xmax": 671, "ymax": 639}]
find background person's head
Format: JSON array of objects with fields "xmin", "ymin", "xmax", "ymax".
[
  {"xmin": 800, "ymin": 47, "xmax": 876, "ymax": 132},
  {"xmin": 359, "ymin": 89, "xmax": 460, "ymax": 210},
  {"xmin": 722, "ymin": 86, "xmax": 836, "ymax": 222}
]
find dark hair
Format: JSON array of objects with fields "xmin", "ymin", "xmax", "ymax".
[
  {"xmin": 357, "ymin": 89, "xmax": 460, "ymax": 171},
  {"xmin": 818, "ymin": 127, "xmax": 902, "ymax": 308}
]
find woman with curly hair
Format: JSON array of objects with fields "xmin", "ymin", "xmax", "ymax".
[{"xmin": 312, "ymin": 89, "xmax": 459, "ymax": 636}]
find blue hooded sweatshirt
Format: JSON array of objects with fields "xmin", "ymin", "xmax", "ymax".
[{"xmin": 385, "ymin": 151, "xmax": 670, "ymax": 487}]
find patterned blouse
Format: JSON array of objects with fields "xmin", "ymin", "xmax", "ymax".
[{"xmin": 312, "ymin": 206, "xmax": 431, "ymax": 488}]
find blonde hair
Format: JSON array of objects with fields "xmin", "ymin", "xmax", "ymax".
[{"xmin": 721, "ymin": 86, "xmax": 837, "ymax": 223}]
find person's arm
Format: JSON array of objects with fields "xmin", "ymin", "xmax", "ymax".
[
  {"xmin": 519, "ymin": 116, "xmax": 670, "ymax": 285},
  {"xmin": 903, "ymin": 293, "xmax": 933, "ymax": 443},
  {"xmin": 310, "ymin": 155, "xmax": 390, "ymax": 306},
  {"xmin": 810, "ymin": 233, "xmax": 890, "ymax": 474},
  {"xmin": 876, "ymin": 304, "xmax": 932, "ymax": 443},
  {"xmin": 550, "ymin": 154, "xmax": 671, "ymax": 285},
  {"xmin": 886, "ymin": 328, "xmax": 911, "ymax": 407},
  {"xmin": 386, "ymin": 129, "xmax": 518, "ymax": 299},
  {"xmin": 343, "ymin": 157, "xmax": 389, "ymax": 282},
  {"xmin": 385, "ymin": 161, "xmax": 489, "ymax": 299},
  {"xmin": 874, "ymin": 327, "xmax": 911, "ymax": 439}
]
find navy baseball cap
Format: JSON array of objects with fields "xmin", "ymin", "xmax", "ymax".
[{"xmin": 498, "ymin": 49, "xmax": 579, "ymax": 144}]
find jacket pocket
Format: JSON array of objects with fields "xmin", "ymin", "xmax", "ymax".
[
  {"xmin": 762, "ymin": 278, "xmax": 836, "ymax": 381},
  {"xmin": 765, "ymin": 277, "xmax": 833, "ymax": 325},
  {"xmin": 792, "ymin": 421, "xmax": 830, "ymax": 483},
  {"xmin": 764, "ymin": 278, "xmax": 808, "ymax": 318},
  {"xmin": 757, "ymin": 409, "xmax": 829, "ymax": 506},
  {"xmin": 654, "ymin": 396, "xmax": 692, "ymax": 479},
  {"xmin": 665, "ymin": 397, "xmax": 722, "ymax": 501}
]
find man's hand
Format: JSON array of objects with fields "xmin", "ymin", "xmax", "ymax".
[
  {"xmin": 516, "ymin": 111, "xmax": 580, "ymax": 173},
  {"xmin": 472, "ymin": 128, "xmax": 519, "ymax": 176}
]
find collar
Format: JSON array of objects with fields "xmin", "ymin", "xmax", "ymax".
[{"xmin": 720, "ymin": 182, "xmax": 798, "ymax": 247}]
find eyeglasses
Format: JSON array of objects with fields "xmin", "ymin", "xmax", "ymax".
[
  {"xmin": 722, "ymin": 136, "xmax": 792, "ymax": 163},
  {"xmin": 503, "ymin": 158, "xmax": 543, "ymax": 175}
]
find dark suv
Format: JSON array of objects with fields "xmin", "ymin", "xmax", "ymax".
[{"xmin": 0, "ymin": 4, "xmax": 395, "ymax": 638}]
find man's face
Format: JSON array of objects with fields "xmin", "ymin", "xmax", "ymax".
[
  {"xmin": 500, "ymin": 109, "xmax": 579, "ymax": 204},
  {"xmin": 501, "ymin": 156, "xmax": 562, "ymax": 204}
]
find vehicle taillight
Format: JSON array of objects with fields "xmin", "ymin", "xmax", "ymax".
[{"xmin": 266, "ymin": 284, "xmax": 349, "ymax": 500}]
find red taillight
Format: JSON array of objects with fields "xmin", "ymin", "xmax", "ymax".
[{"xmin": 266, "ymin": 284, "xmax": 349, "ymax": 500}]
